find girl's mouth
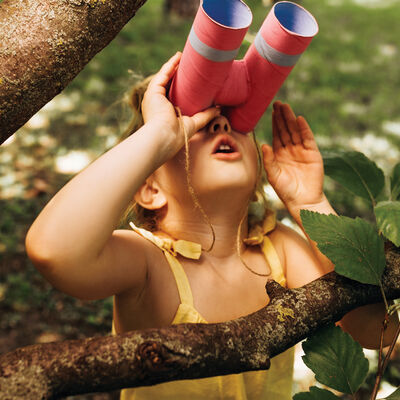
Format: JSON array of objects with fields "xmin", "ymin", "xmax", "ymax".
[{"xmin": 211, "ymin": 135, "xmax": 242, "ymax": 161}]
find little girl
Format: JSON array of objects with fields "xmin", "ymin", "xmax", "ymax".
[{"xmin": 26, "ymin": 52, "xmax": 397, "ymax": 399}]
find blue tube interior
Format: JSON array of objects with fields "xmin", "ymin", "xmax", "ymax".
[
  {"xmin": 202, "ymin": 0, "xmax": 252, "ymax": 29},
  {"xmin": 274, "ymin": 2, "xmax": 318, "ymax": 37}
]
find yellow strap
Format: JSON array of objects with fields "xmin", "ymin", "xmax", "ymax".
[
  {"xmin": 129, "ymin": 222, "xmax": 197, "ymax": 306},
  {"xmin": 261, "ymin": 236, "xmax": 286, "ymax": 287},
  {"xmin": 244, "ymin": 209, "xmax": 276, "ymax": 246},
  {"xmin": 164, "ymin": 252, "xmax": 194, "ymax": 307}
]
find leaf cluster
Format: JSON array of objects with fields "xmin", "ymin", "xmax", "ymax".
[
  {"xmin": 303, "ymin": 151, "xmax": 400, "ymax": 291},
  {"xmin": 294, "ymin": 325, "xmax": 400, "ymax": 400},
  {"xmin": 296, "ymin": 151, "xmax": 400, "ymax": 399}
]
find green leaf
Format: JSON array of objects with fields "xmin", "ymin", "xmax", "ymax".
[
  {"xmin": 380, "ymin": 387, "xmax": 400, "ymax": 399},
  {"xmin": 293, "ymin": 387, "xmax": 341, "ymax": 400},
  {"xmin": 391, "ymin": 163, "xmax": 400, "ymax": 201},
  {"xmin": 375, "ymin": 201, "xmax": 400, "ymax": 246},
  {"xmin": 301, "ymin": 210, "xmax": 386, "ymax": 285},
  {"xmin": 323, "ymin": 151, "xmax": 385, "ymax": 204},
  {"xmin": 302, "ymin": 325, "xmax": 369, "ymax": 394}
]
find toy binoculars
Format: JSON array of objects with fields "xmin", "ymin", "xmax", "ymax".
[{"xmin": 168, "ymin": 0, "xmax": 318, "ymax": 134}]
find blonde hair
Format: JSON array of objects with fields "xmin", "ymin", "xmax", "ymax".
[
  {"xmin": 120, "ymin": 75, "xmax": 273, "ymax": 274},
  {"xmin": 119, "ymin": 75, "xmax": 159, "ymax": 231}
]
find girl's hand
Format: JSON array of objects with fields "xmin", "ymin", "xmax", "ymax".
[
  {"xmin": 261, "ymin": 101, "xmax": 324, "ymax": 211},
  {"xmin": 142, "ymin": 52, "xmax": 220, "ymax": 156}
]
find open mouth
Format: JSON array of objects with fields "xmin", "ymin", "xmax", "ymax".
[
  {"xmin": 211, "ymin": 134, "xmax": 241, "ymax": 160},
  {"xmin": 215, "ymin": 144, "xmax": 235, "ymax": 153},
  {"xmin": 212, "ymin": 135, "xmax": 239, "ymax": 154}
]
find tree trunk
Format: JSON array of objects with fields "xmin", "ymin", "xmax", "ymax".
[
  {"xmin": 164, "ymin": 0, "xmax": 199, "ymax": 17},
  {"xmin": 1, "ymin": 245, "xmax": 399, "ymax": 400},
  {"xmin": 0, "ymin": 0, "xmax": 147, "ymax": 144}
]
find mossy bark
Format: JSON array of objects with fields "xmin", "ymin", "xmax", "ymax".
[
  {"xmin": 0, "ymin": 0, "xmax": 147, "ymax": 143},
  {"xmin": 1, "ymin": 245, "xmax": 399, "ymax": 399}
]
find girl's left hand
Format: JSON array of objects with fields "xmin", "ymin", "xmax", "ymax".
[
  {"xmin": 142, "ymin": 52, "xmax": 220, "ymax": 158},
  {"xmin": 261, "ymin": 101, "xmax": 324, "ymax": 211}
]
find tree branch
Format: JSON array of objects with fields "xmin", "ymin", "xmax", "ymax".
[
  {"xmin": 0, "ymin": 0, "xmax": 147, "ymax": 144},
  {"xmin": 1, "ymin": 245, "xmax": 399, "ymax": 399}
]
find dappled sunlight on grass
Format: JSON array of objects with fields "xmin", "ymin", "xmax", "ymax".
[
  {"xmin": 349, "ymin": 133, "xmax": 400, "ymax": 174},
  {"xmin": 383, "ymin": 121, "xmax": 400, "ymax": 137},
  {"xmin": 54, "ymin": 150, "xmax": 93, "ymax": 174}
]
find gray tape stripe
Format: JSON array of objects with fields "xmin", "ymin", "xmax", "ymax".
[
  {"xmin": 254, "ymin": 31, "xmax": 301, "ymax": 67},
  {"xmin": 188, "ymin": 27, "xmax": 240, "ymax": 62}
]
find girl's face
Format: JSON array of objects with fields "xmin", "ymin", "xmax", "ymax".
[{"xmin": 153, "ymin": 115, "xmax": 259, "ymax": 207}]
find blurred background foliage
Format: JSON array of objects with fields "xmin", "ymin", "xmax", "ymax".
[{"xmin": 1, "ymin": 0, "xmax": 400, "ymax": 398}]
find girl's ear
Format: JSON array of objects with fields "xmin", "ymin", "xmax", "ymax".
[{"xmin": 134, "ymin": 177, "xmax": 167, "ymax": 210}]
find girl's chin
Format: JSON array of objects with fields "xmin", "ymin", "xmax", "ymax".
[{"xmin": 194, "ymin": 178, "xmax": 256, "ymax": 198}]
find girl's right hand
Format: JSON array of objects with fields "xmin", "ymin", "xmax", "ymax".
[{"xmin": 142, "ymin": 52, "xmax": 221, "ymax": 157}]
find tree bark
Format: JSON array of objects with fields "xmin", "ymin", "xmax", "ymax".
[
  {"xmin": 0, "ymin": 0, "xmax": 147, "ymax": 144},
  {"xmin": 1, "ymin": 245, "xmax": 399, "ymax": 400},
  {"xmin": 164, "ymin": 0, "xmax": 198, "ymax": 17}
]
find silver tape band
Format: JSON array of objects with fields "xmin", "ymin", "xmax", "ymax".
[
  {"xmin": 254, "ymin": 31, "xmax": 301, "ymax": 67},
  {"xmin": 189, "ymin": 26, "xmax": 240, "ymax": 62}
]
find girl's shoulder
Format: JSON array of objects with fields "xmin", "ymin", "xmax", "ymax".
[
  {"xmin": 267, "ymin": 221, "xmax": 306, "ymax": 257},
  {"xmin": 112, "ymin": 227, "xmax": 166, "ymax": 270},
  {"xmin": 105, "ymin": 228, "xmax": 168, "ymax": 297},
  {"xmin": 267, "ymin": 222, "xmax": 323, "ymax": 288}
]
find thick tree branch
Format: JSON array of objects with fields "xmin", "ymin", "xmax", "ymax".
[
  {"xmin": 1, "ymin": 245, "xmax": 399, "ymax": 400},
  {"xmin": 0, "ymin": 0, "xmax": 147, "ymax": 143}
]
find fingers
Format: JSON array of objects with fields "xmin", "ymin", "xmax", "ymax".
[
  {"xmin": 273, "ymin": 101, "xmax": 291, "ymax": 147},
  {"xmin": 272, "ymin": 101, "xmax": 311, "ymax": 148},
  {"xmin": 272, "ymin": 111, "xmax": 283, "ymax": 150},
  {"xmin": 296, "ymin": 116, "xmax": 319, "ymax": 150},
  {"xmin": 185, "ymin": 107, "xmax": 221, "ymax": 137},
  {"xmin": 261, "ymin": 143, "xmax": 274, "ymax": 165},
  {"xmin": 281, "ymin": 104, "xmax": 302, "ymax": 145},
  {"xmin": 147, "ymin": 52, "xmax": 182, "ymax": 95},
  {"xmin": 261, "ymin": 144, "xmax": 280, "ymax": 180}
]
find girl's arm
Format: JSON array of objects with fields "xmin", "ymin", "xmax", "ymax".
[
  {"xmin": 262, "ymin": 101, "xmax": 399, "ymax": 349},
  {"xmin": 25, "ymin": 52, "xmax": 220, "ymax": 300}
]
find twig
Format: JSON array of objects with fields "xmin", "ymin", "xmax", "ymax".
[
  {"xmin": 379, "ymin": 283, "xmax": 389, "ymax": 311},
  {"xmin": 380, "ymin": 322, "xmax": 400, "ymax": 379},
  {"xmin": 370, "ymin": 315, "xmax": 388, "ymax": 400},
  {"xmin": 370, "ymin": 316, "xmax": 400, "ymax": 400}
]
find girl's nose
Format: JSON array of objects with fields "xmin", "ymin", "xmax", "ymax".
[{"xmin": 207, "ymin": 115, "xmax": 232, "ymax": 135}]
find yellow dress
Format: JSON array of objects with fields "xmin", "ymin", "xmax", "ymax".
[{"xmin": 113, "ymin": 216, "xmax": 294, "ymax": 400}]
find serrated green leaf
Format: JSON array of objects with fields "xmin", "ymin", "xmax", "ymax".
[
  {"xmin": 380, "ymin": 387, "xmax": 400, "ymax": 399},
  {"xmin": 391, "ymin": 163, "xmax": 400, "ymax": 201},
  {"xmin": 375, "ymin": 201, "xmax": 400, "ymax": 246},
  {"xmin": 301, "ymin": 210, "xmax": 386, "ymax": 285},
  {"xmin": 293, "ymin": 386, "xmax": 341, "ymax": 400},
  {"xmin": 302, "ymin": 325, "xmax": 369, "ymax": 394},
  {"xmin": 323, "ymin": 151, "xmax": 385, "ymax": 204}
]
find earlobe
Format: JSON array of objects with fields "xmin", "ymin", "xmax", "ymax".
[{"xmin": 134, "ymin": 178, "xmax": 167, "ymax": 210}]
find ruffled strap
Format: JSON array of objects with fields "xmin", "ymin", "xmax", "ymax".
[
  {"xmin": 129, "ymin": 222, "xmax": 202, "ymax": 260},
  {"xmin": 244, "ymin": 208, "xmax": 276, "ymax": 246}
]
